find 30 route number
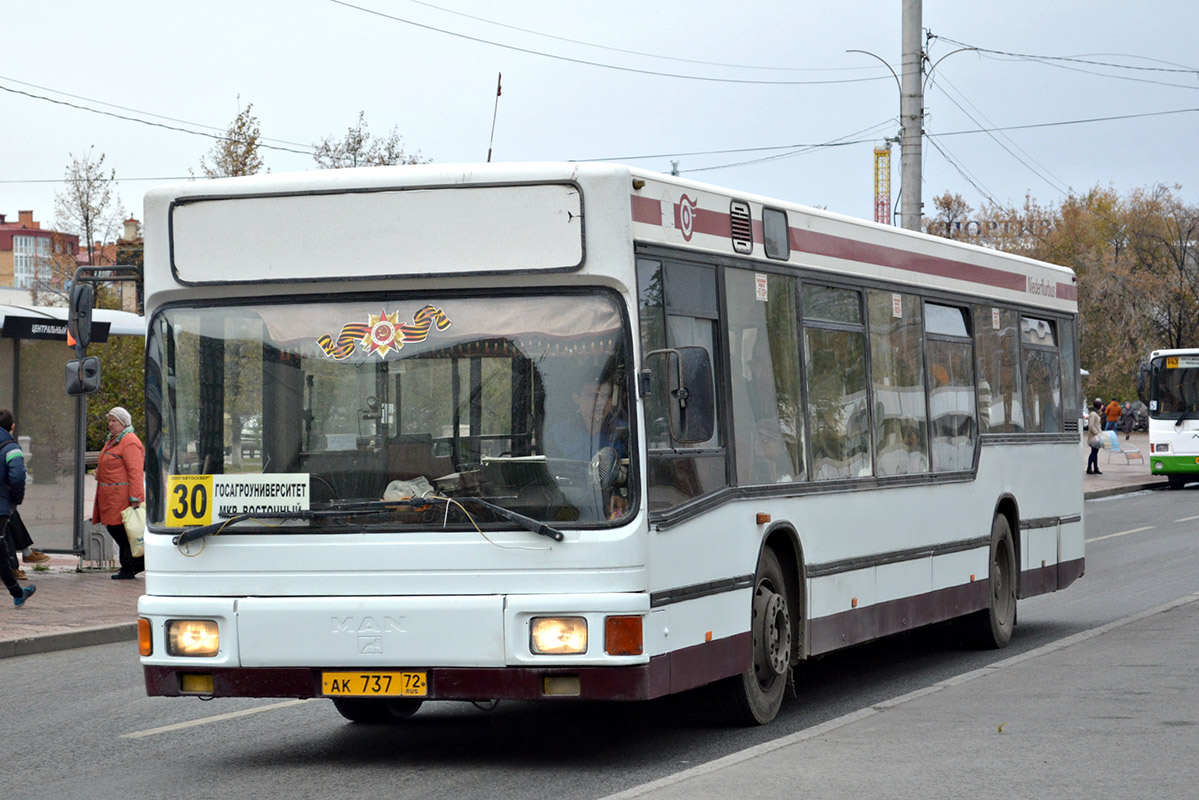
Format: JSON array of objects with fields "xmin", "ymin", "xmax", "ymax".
[{"xmin": 166, "ymin": 475, "xmax": 214, "ymax": 527}]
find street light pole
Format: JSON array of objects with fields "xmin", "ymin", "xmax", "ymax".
[{"xmin": 899, "ymin": 0, "xmax": 924, "ymax": 231}]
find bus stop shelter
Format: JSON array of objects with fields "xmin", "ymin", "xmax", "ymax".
[{"xmin": 0, "ymin": 304, "xmax": 144, "ymax": 555}]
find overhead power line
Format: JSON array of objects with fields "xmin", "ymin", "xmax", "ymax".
[
  {"xmin": 933, "ymin": 35, "xmax": 1199, "ymax": 74},
  {"xmin": 0, "ymin": 74, "xmax": 314, "ymax": 149},
  {"xmin": 0, "ymin": 80, "xmax": 315, "ymax": 157},
  {"xmin": 931, "ymin": 35, "xmax": 1199, "ymax": 91},
  {"xmin": 398, "ymin": 0, "xmax": 879, "ymax": 74},
  {"xmin": 931, "ymin": 106, "xmax": 1199, "ymax": 137},
  {"xmin": 324, "ymin": 0, "xmax": 888, "ymax": 86},
  {"xmin": 928, "ymin": 74, "xmax": 1069, "ymax": 196}
]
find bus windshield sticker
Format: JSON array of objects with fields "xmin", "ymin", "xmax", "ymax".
[
  {"xmin": 317, "ymin": 305, "xmax": 452, "ymax": 361},
  {"xmin": 166, "ymin": 473, "xmax": 311, "ymax": 527}
]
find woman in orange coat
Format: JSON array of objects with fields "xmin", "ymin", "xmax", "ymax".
[{"xmin": 91, "ymin": 406, "xmax": 145, "ymax": 579}]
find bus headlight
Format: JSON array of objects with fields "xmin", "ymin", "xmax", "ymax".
[
  {"xmin": 530, "ymin": 617, "xmax": 588, "ymax": 654},
  {"xmin": 167, "ymin": 619, "xmax": 220, "ymax": 657}
]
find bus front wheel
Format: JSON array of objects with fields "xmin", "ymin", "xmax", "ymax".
[
  {"xmin": 718, "ymin": 547, "xmax": 792, "ymax": 725},
  {"xmin": 970, "ymin": 514, "xmax": 1016, "ymax": 649},
  {"xmin": 331, "ymin": 697, "xmax": 424, "ymax": 723}
]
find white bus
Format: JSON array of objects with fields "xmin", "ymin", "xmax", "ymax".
[
  {"xmin": 136, "ymin": 163, "xmax": 1084, "ymax": 725},
  {"xmin": 1140, "ymin": 348, "xmax": 1199, "ymax": 489}
]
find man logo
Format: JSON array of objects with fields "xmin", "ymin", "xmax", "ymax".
[
  {"xmin": 359, "ymin": 636, "xmax": 383, "ymax": 654},
  {"xmin": 331, "ymin": 616, "xmax": 406, "ymax": 634}
]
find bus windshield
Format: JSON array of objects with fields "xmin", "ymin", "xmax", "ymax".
[
  {"xmin": 1150, "ymin": 355, "xmax": 1199, "ymax": 419},
  {"xmin": 146, "ymin": 292, "xmax": 634, "ymax": 529}
]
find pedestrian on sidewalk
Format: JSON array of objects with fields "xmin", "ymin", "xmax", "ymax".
[
  {"xmin": 1086, "ymin": 398, "xmax": 1104, "ymax": 476},
  {"xmin": 5, "ymin": 510, "xmax": 47, "ymax": 580},
  {"xmin": 92, "ymin": 406, "xmax": 145, "ymax": 580},
  {"xmin": 0, "ymin": 409, "xmax": 36, "ymax": 607},
  {"xmin": 1105, "ymin": 398, "xmax": 1122, "ymax": 431},
  {"xmin": 1119, "ymin": 402, "xmax": 1136, "ymax": 441}
]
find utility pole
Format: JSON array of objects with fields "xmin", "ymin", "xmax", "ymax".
[{"xmin": 899, "ymin": 0, "xmax": 924, "ymax": 231}]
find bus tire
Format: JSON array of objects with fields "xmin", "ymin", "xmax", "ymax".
[
  {"xmin": 718, "ymin": 547, "xmax": 792, "ymax": 725},
  {"xmin": 1168, "ymin": 474, "xmax": 1186, "ymax": 490},
  {"xmin": 331, "ymin": 697, "xmax": 424, "ymax": 723},
  {"xmin": 970, "ymin": 514, "xmax": 1017, "ymax": 649}
]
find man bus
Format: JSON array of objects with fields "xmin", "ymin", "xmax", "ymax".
[{"xmin": 135, "ymin": 163, "xmax": 1083, "ymax": 725}]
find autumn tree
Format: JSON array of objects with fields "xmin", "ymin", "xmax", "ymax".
[
  {"xmin": 201, "ymin": 104, "xmax": 265, "ymax": 177},
  {"xmin": 51, "ymin": 148, "xmax": 125, "ymax": 306},
  {"xmin": 931, "ymin": 183, "xmax": 1199, "ymax": 401},
  {"xmin": 924, "ymin": 192, "xmax": 973, "ymax": 240},
  {"xmin": 313, "ymin": 111, "xmax": 427, "ymax": 168}
]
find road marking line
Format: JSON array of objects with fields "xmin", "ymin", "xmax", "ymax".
[
  {"xmin": 1175, "ymin": 515, "xmax": 1199, "ymax": 523},
  {"xmin": 122, "ymin": 699, "xmax": 310, "ymax": 739},
  {"xmin": 1086, "ymin": 525, "xmax": 1154, "ymax": 543},
  {"xmin": 597, "ymin": 592, "xmax": 1199, "ymax": 800}
]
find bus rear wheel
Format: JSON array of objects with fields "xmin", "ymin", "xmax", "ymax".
[
  {"xmin": 969, "ymin": 514, "xmax": 1016, "ymax": 649},
  {"xmin": 718, "ymin": 547, "xmax": 792, "ymax": 725},
  {"xmin": 331, "ymin": 697, "xmax": 424, "ymax": 723}
]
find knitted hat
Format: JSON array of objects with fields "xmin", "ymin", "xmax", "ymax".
[{"xmin": 108, "ymin": 407, "xmax": 132, "ymax": 428}]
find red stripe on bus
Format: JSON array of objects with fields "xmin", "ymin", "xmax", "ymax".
[
  {"xmin": 633, "ymin": 195, "xmax": 1068, "ymax": 298},
  {"xmin": 630, "ymin": 194, "xmax": 661, "ymax": 225},
  {"xmin": 791, "ymin": 228, "xmax": 1027, "ymax": 292}
]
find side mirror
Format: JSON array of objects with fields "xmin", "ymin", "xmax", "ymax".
[
  {"xmin": 644, "ymin": 346, "xmax": 715, "ymax": 444},
  {"xmin": 66, "ymin": 356, "xmax": 102, "ymax": 396},
  {"xmin": 68, "ymin": 283, "xmax": 95, "ymax": 350},
  {"xmin": 1136, "ymin": 361, "xmax": 1150, "ymax": 405}
]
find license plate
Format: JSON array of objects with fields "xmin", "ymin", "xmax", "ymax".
[{"xmin": 321, "ymin": 671, "xmax": 427, "ymax": 697}]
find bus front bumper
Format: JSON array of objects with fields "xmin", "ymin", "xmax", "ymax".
[
  {"xmin": 142, "ymin": 663, "xmax": 670, "ymax": 701},
  {"xmin": 1150, "ymin": 455, "xmax": 1199, "ymax": 474}
]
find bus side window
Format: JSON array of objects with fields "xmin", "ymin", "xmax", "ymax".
[
  {"xmin": 1020, "ymin": 316, "xmax": 1061, "ymax": 433},
  {"xmin": 925, "ymin": 303, "xmax": 976, "ymax": 471},
  {"xmin": 726, "ymin": 269, "xmax": 804, "ymax": 485},
  {"xmin": 973, "ymin": 306, "xmax": 1024, "ymax": 433},
  {"xmin": 867, "ymin": 290, "xmax": 928, "ymax": 476},
  {"xmin": 803, "ymin": 284, "xmax": 871, "ymax": 481}
]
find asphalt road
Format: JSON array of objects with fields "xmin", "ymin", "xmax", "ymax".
[{"xmin": 8, "ymin": 487, "xmax": 1198, "ymax": 800}]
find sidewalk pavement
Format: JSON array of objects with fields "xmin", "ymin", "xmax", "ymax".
[
  {"xmin": 605, "ymin": 593, "xmax": 1199, "ymax": 800},
  {"xmin": 0, "ymin": 432, "xmax": 1167, "ymax": 659}
]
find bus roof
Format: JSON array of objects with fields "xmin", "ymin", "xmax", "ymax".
[{"xmin": 144, "ymin": 162, "xmax": 1075, "ymax": 314}]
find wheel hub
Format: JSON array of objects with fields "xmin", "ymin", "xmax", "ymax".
[{"xmin": 753, "ymin": 585, "xmax": 791, "ymax": 678}]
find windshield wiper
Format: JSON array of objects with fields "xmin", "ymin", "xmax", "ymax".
[
  {"xmin": 171, "ymin": 496, "xmax": 564, "ymax": 546},
  {"xmin": 454, "ymin": 496, "xmax": 565, "ymax": 541},
  {"xmin": 1175, "ymin": 405, "xmax": 1197, "ymax": 428}
]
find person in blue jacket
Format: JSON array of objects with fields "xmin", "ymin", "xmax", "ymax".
[{"xmin": 0, "ymin": 409, "xmax": 36, "ymax": 607}]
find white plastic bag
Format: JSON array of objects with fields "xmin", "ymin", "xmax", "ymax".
[{"xmin": 122, "ymin": 505, "xmax": 146, "ymax": 558}]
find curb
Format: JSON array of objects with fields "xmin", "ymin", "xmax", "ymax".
[
  {"xmin": 1083, "ymin": 481, "xmax": 1166, "ymax": 500},
  {"xmin": 0, "ymin": 622, "xmax": 137, "ymax": 660}
]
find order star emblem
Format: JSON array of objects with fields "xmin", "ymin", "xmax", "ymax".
[{"xmin": 362, "ymin": 310, "xmax": 402, "ymax": 357}]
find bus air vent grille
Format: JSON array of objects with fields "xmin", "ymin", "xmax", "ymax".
[{"xmin": 730, "ymin": 200, "xmax": 753, "ymax": 254}]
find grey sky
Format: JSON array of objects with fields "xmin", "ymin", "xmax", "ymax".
[{"xmin": 2, "ymin": 0, "xmax": 1196, "ymax": 233}]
